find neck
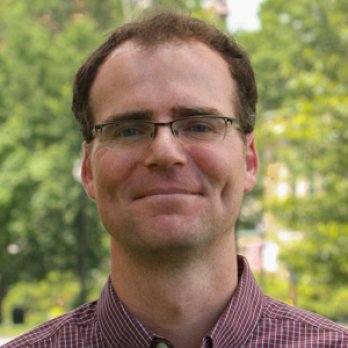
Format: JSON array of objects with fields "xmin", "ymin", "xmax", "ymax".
[{"xmin": 110, "ymin": 234, "xmax": 238, "ymax": 348}]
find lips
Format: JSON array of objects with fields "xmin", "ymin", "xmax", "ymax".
[{"xmin": 133, "ymin": 187, "xmax": 202, "ymax": 200}]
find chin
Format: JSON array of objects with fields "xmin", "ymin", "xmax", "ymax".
[{"xmin": 122, "ymin": 216, "xmax": 218, "ymax": 256}]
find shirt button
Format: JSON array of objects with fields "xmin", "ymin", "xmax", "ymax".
[{"xmin": 155, "ymin": 343, "xmax": 169, "ymax": 348}]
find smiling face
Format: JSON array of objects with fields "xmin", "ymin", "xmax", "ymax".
[{"xmin": 82, "ymin": 40, "xmax": 258, "ymax": 255}]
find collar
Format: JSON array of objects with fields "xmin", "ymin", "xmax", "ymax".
[
  {"xmin": 96, "ymin": 277, "xmax": 154, "ymax": 347},
  {"xmin": 96, "ymin": 255, "xmax": 264, "ymax": 348},
  {"xmin": 208, "ymin": 255, "xmax": 264, "ymax": 347}
]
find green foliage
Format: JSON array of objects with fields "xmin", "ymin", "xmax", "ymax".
[
  {"xmin": 255, "ymin": 271, "xmax": 289, "ymax": 303},
  {"xmin": 3, "ymin": 271, "xmax": 80, "ymax": 325},
  {"xmin": 0, "ymin": 0, "xmax": 115, "ymax": 318},
  {"xmin": 279, "ymin": 223, "xmax": 348, "ymax": 285},
  {"xmin": 237, "ymin": 0, "xmax": 348, "ymax": 318},
  {"xmin": 0, "ymin": 323, "xmax": 36, "ymax": 339},
  {"xmin": 296, "ymin": 281, "xmax": 348, "ymax": 322}
]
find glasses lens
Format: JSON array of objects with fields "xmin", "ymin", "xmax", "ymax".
[
  {"xmin": 100, "ymin": 120, "xmax": 153, "ymax": 145},
  {"xmin": 174, "ymin": 117, "xmax": 226, "ymax": 143}
]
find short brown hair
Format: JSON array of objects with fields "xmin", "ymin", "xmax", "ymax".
[{"xmin": 72, "ymin": 11, "xmax": 257, "ymax": 143}]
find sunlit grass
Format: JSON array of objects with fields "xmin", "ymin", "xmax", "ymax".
[{"xmin": 0, "ymin": 323, "xmax": 37, "ymax": 338}]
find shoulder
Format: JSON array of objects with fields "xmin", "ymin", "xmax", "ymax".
[
  {"xmin": 256, "ymin": 296, "xmax": 348, "ymax": 344},
  {"xmin": 263, "ymin": 296, "xmax": 347, "ymax": 331},
  {"xmin": 2, "ymin": 301, "xmax": 98, "ymax": 348}
]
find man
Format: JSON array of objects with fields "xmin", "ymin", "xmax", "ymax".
[{"xmin": 5, "ymin": 11, "xmax": 348, "ymax": 348}]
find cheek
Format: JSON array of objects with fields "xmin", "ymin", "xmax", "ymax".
[
  {"xmin": 189, "ymin": 143, "xmax": 246, "ymax": 188},
  {"xmin": 189, "ymin": 144, "xmax": 246, "ymax": 225},
  {"xmin": 92, "ymin": 150, "xmax": 135, "ymax": 200},
  {"xmin": 220, "ymin": 159, "xmax": 246, "ymax": 207},
  {"xmin": 198, "ymin": 143, "xmax": 246, "ymax": 208}
]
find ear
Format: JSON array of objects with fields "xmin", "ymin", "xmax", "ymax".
[
  {"xmin": 244, "ymin": 132, "xmax": 258, "ymax": 192},
  {"xmin": 81, "ymin": 142, "xmax": 96, "ymax": 200}
]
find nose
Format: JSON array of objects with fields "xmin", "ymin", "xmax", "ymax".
[
  {"xmin": 150, "ymin": 121, "xmax": 178, "ymax": 139},
  {"xmin": 144, "ymin": 125, "xmax": 187, "ymax": 169}
]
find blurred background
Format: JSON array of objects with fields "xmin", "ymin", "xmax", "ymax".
[{"xmin": 0, "ymin": 0, "xmax": 347, "ymax": 341}]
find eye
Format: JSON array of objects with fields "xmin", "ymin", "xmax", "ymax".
[
  {"xmin": 118, "ymin": 126, "xmax": 144, "ymax": 138},
  {"xmin": 180, "ymin": 119, "xmax": 217, "ymax": 134},
  {"xmin": 104, "ymin": 122, "xmax": 146, "ymax": 139},
  {"xmin": 174, "ymin": 117, "xmax": 226, "ymax": 142},
  {"xmin": 98, "ymin": 120, "xmax": 156, "ymax": 145},
  {"xmin": 186, "ymin": 123, "xmax": 213, "ymax": 133}
]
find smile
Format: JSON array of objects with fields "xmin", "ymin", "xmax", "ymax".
[{"xmin": 134, "ymin": 188, "xmax": 202, "ymax": 200}]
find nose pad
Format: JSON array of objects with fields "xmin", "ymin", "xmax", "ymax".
[
  {"xmin": 144, "ymin": 126, "xmax": 187, "ymax": 168},
  {"xmin": 171, "ymin": 127, "xmax": 179, "ymax": 138},
  {"xmin": 149, "ymin": 130, "xmax": 156, "ymax": 140},
  {"xmin": 149, "ymin": 123, "xmax": 179, "ymax": 144},
  {"xmin": 150, "ymin": 125, "xmax": 179, "ymax": 146},
  {"xmin": 148, "ymin": 123, "xmax": 158, "ymax": 141}
]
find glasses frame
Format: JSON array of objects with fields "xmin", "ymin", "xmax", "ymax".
[{"xmin": 92, "ymin": 115, "xmax": 243, "ymax": 144}]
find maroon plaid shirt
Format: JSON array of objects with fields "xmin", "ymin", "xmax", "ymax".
[{"xmin": 4, "ymin": 256, "xmax": 348, "ymax": 348}]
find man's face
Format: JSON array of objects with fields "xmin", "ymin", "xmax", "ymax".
[{"xmin": 82, "ymin": 40, "xmax": 258, "ymax": 254}]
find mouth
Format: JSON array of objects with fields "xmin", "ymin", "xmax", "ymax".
[{"xmin": 134, "ymin": 188, "xmax": 202, "ymax": 200}]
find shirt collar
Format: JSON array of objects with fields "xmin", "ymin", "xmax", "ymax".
[
  {"xmin": 97, "ymin": 278, "xmax": 154, "ymax": 347},
  {"xmin": 97, "ymin": 255, "xmax": 264, "ymax": 348},
  {"xmin": 209, "ymin": 255, "xmax": 264, "ymax": 347}
]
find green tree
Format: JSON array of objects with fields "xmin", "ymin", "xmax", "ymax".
[
  {"xmin": 238, "ymin": 0, "xmax": 348, "ymax": 317},
  {"xmin": 0, "ymin": 0, "xmax": 114, "ymax": 322}
]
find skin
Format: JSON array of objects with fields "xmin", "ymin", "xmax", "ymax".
[{"xmin": 82, "ymin": 39, "xmax": 258, "ymax": 348}]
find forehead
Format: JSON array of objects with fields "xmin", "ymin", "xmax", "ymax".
[
  {"xmin": 89, "ymin": 39, "xmax": 237, "ymax": 122},
  {"xmin": 104, "ymin": 38, "xmax": 229, "ymax": 70}
]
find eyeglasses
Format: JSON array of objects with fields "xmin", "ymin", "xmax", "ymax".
[{"xmin": 92, "ymin": 115, "xmax": 243, "ymax": 147}]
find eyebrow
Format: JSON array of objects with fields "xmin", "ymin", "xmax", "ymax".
[
  {"xmin": 171, "ymin": 106, "xmax": 224, "ymax": 118},
  {"xmin": 101, "ymin": 106, "xmax": 224, "ymax": 124},
  {"xmin": 102, "ymin": 110, "xmax": 154, "ymax": 123}
]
